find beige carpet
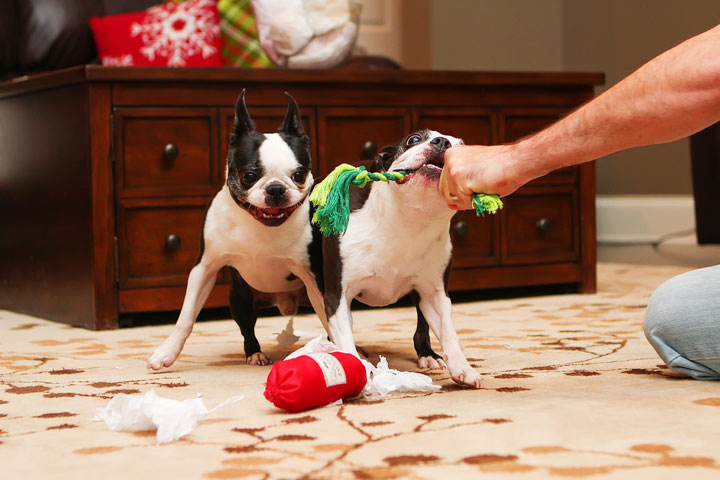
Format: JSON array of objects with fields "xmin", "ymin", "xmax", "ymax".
[{"xmin": 3, "ymin": 263, "xmax": 720, "ymax": 480}]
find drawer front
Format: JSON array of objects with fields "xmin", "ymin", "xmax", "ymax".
[
  {"xmin": 318, "ymin": 108, "xmax": 411, "ymax": 174},
  {"xmin": 502, "ymin": 189, "xmax": 578, "ymax": 264},
  {"xmin": 117, "ymin": 199, "xmax": 211, "ymax": 289},
  {"xmin": 450, "ymin": 211, "xmax": 499, "ymax": 267},
  {"xmin": 413, "ymin": 108, "xmax": 496, "ymax": 145},
  {"xmin": 219, "ymin": 107, "xmax": 318, "ymax": 176},
  {"xmin": 501, "ymin": 110, "xmax": 577, "ymax": 185},
  {"xmin": 115, "ymin": 108, "xmax": 219, "ymax": 197}
]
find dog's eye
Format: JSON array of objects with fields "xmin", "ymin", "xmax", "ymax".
[
  {"xmin": 406, "ymin": 134, "xmax": 422, "ymax": 146},
  {"xmin": 241, "ymin": 171, "xmax": 258, "ymax": 186},
  {"xmin": 292, "ymin": 170, "xmax": 307, "ymax": 184}
]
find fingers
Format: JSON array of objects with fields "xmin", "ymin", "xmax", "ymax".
[
  {"xmin": 438, "ymin": 167, "xmax": 458, "ymax": 209},
  {"xmin": 440, "ymin": 147, "xmax": 475, "ymax": 211}
]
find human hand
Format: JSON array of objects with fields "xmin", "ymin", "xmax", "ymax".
[{"xmin": 439, "ymin": 144, "xmax": 529, "ymax": 210}]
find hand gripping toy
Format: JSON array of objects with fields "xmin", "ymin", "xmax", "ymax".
[{"xmin": 309, "ymin": 164, "xmax": 503, "ymax": 236}]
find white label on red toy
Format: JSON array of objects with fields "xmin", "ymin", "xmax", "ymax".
[{"xmin": 307, "ymin": 353, "xmax": 347, "ymax": 387}]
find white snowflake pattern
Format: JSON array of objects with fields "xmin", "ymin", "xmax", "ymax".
[
  {"xmin": 130, "ymin": 0, "xmax": 219, "ymax": 67},
  {"xmin": 101, "ymin": 54, "xmax": 134, "ymax": 66}
]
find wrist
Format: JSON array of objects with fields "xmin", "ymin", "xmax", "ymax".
[{"xmin": 505, "ymin": 139, "xmax": 551, "ymax": 187}]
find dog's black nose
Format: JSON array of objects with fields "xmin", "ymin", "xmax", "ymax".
[
  {"xmin": 431, "ymin": 136, "xmax": 452, "ymax": 151},
  {"xmin": 265, "ymin": 183, "xmax": 287, "ymax": 206}
]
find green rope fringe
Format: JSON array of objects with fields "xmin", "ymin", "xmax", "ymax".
[
  {"xmin": 472, "ymin": 193, "xmax": 504, "ymax": 217},
  {"xmin": 310, "ymin": 163, "xmax": 503, "ymax": 236}
]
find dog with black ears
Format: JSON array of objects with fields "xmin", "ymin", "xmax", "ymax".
[
  {"xmin": 319, "ymin": 129, "xmax": 482, "ymax": 388},
  {"xmin": 147, "ymin": 90, "xmax": 327, "ymax": 370}
]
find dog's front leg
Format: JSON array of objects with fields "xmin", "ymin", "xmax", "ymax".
[
  {"xmin": 416, "ymin": 287, "xmax": 481, "ymax": 388},
  {"xmin": 147, "ymin": 261, "xmax": 220, "ymax": 369}
]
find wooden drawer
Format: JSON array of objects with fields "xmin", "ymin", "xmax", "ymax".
[
  {"xmin": 115, "ymin": 108, "xmax": 220, "ymax": 197},
  {"xmin": 501, "ymin": 109, "xmax": 577, "ymax": 185},
  {"xmin": 413, "ymin": 108, "xmax": 497, "ymax": 145},
  {"xmin": 318, "ymin": 108, "xmax": 411, "ymax": 174},
  {"xmin": 501, "ymin": 188, "xmax": 578, "ymax": 264},
  {"xmin": 219, "ymin": 107, "xmax": 318, "ymax": 176},
  {"xmin": 450, "ymin": 211, "xmax": 499, "ymax": 268},
  {"xmin": 117, "ymin": 198, "xmax": 211, "ymax": 289}
]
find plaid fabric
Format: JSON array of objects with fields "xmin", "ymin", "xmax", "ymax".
[
  {"xmin": 217, "ymin": 0, "xmax": 274, "ymax": 68},
  {"xmin": 170, "ymin": 0, "xmax": 274, "ymax": 68}
]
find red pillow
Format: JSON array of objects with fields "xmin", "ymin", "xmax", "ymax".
[{"xmin": 89, "ymin": 0, "xmax": 223, "ymax": 67}]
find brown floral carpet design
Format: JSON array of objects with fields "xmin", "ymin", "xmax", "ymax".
[{"xmin": 3, "ymin": 263, "xmax": 720, "ymax": 479}]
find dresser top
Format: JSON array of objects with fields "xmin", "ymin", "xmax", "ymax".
[{"xmin": 0, "ymin": 65, "xmax": 604, "ymax": 99}]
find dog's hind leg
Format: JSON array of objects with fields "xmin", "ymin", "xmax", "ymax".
[
  {"xmin": 147, "ymin": 260, "xmax": 220, "ymax": 369},
  {"xmin": 411, "ymin": 291, "xmax": 447, "ymax": 370},
  {"xmin": 229, "ymin": 267, "xmax": 271, "ymax": 366},
  {"xmin": 326, "ymin": 294, "xmax": 358, "ymax": 355},
  {"xmin": 295, "ymin": 269, "xmax": 331, "ymax": 338}
]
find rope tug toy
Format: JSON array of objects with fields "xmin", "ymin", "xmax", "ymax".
[{"xmin": 309, "ymin": 163, "xmax": 504, "ymax": 236}]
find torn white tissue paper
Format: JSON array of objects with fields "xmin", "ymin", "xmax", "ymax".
[
  {"xmin": 284, "ymin": 334, "xmax": 338, "ymax": 360},
  {"xmin": 284, "ymin": 336, "xmax": 440, "ymax": 398},
  {"xmin": 362, "ymin": 356, "xmax": 441, "ymax": 398},
  {"xmin": 274, "ymin": 317, "xmax": 318, "ymax": 347},
  {"xmin": 93, "ymin": 389, "xmax": 243, "ymax": 444}
]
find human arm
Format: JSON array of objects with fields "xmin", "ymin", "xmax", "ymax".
[{"xmin": 440, "ymin": 23, "xmax": 720, "ymax": 209}]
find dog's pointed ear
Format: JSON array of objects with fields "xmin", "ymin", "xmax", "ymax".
[
  {"xmin": 372, "ymin": 145, "xmax": 397, "ymax": 172},
  {"xmin": 278, "ymin": 92, "xmax": 306, "ymax": 137},
  {"xmin": 233, "ymin": 89, "xmax": 256, "ymax": 139}
]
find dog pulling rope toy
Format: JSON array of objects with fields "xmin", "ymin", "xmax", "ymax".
[{"xmin": 309, "ymin": 163, "xmax": 504, "ymax": 236}]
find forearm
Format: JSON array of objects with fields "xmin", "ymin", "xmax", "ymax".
[{"xmin": 512, "ymin": 23, "xmax": 720, "ymax": 180}]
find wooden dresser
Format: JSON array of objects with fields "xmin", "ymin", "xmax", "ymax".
[{"xmin": 0, "ymin": 66, "xmax": 603, "ymax": 329}]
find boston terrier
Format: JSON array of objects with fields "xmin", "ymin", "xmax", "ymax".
[
  {"xmin": 147, "ymin": 90, "xmax": 327, "ymax": 370},
  {"xmin": 321, "ymin": 130, "xmax": 482, "ymax": 388}
]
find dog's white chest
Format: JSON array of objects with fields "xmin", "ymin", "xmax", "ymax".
[
  {"xmin": 203, "ymin": 189, "xmax": 312, "ymax": 293},
  {"xmin": 340, "ymin": 190, "xmax": 452, "ymax": 305}
]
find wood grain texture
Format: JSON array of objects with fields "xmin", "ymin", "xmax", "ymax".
[{"xmin": 88, "ymin": 85, "xmax": 118, "ymax": 329}]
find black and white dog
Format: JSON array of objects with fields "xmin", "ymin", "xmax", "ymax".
[
  {"xmin": 321, "ymin": 130, "xmax": 482, "ymax": 388},
  {"xmin": 147, "ymin": 90, "xmax": 327, "ymax": 370}
]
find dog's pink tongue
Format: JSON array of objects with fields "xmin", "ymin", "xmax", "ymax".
[{"xmin": 264, "ymin": 207, "xmax": 282, "ymax": 214}]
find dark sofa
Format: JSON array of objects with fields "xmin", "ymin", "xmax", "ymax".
[{"xmin": 0, "ymin": 0, "xmax": 159, "ymax": 80}]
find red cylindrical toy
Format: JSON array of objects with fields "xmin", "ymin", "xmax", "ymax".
[{"xmin": 264, "ymin": 351, "xmax": 367, "ymax": 412}]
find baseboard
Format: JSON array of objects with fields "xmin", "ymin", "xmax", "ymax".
[{"xmin": 596, "ymin": 195, "xmax": 696, "ymax": 244}]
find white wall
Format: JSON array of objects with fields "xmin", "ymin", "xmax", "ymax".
[
  {"xmin": 428, "ymin": 0, "xmax": 720, "ymax": 195},
  {"xmin": 431, "ymin": 0, "xmax": 564, "ymax": 72},
  {"xmin": 562, "ymin": 0, "xmax": 720, "ymax": 195}
]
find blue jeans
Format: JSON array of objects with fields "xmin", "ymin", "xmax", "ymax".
[{"xmin": 644, "ymin": 265, "xmax": 720, "ymax": 380}]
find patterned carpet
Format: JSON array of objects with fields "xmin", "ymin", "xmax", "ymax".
[{"xmin": 3, "ymin": 263, "xmax": 720, "ymax": 479}]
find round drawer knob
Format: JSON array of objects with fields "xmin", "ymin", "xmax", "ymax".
[
  {"xmin": 163, "ymin": 143, "xmax": 179, "ymax": 161},
  {"xmin": 361, "ymin": 140, "xmax": 378, "ymax": 160},
  {"xmin": 536, "ymin": 218, "xmax": 552, "ymax": 234},
  {"xmin": 166, "ymin": 234, "xmax": 182, "ymax": 251},
  {"xmin": 453, "ymin": 221, "xmax": 470, "ymax": 238}
]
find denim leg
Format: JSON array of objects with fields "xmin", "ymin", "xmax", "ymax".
[{"xmin": 644, "ymin": 265, "xmax": 720, "ymax": 380}]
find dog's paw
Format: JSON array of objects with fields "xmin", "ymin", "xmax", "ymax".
[
  {"xmin": 450, "ymin": 366, "xmax": 482, "ymax": 389},
  {"xmin": 246, "ymin": 352, "xmax": 272, "ymax": 366},
  {"xmin": 418, "ymin": 355, "xmax": 447, "ymax": 370},
  {"xmin": 146, "ymin": 346, "xmax": 179, "ymax": 370}
]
